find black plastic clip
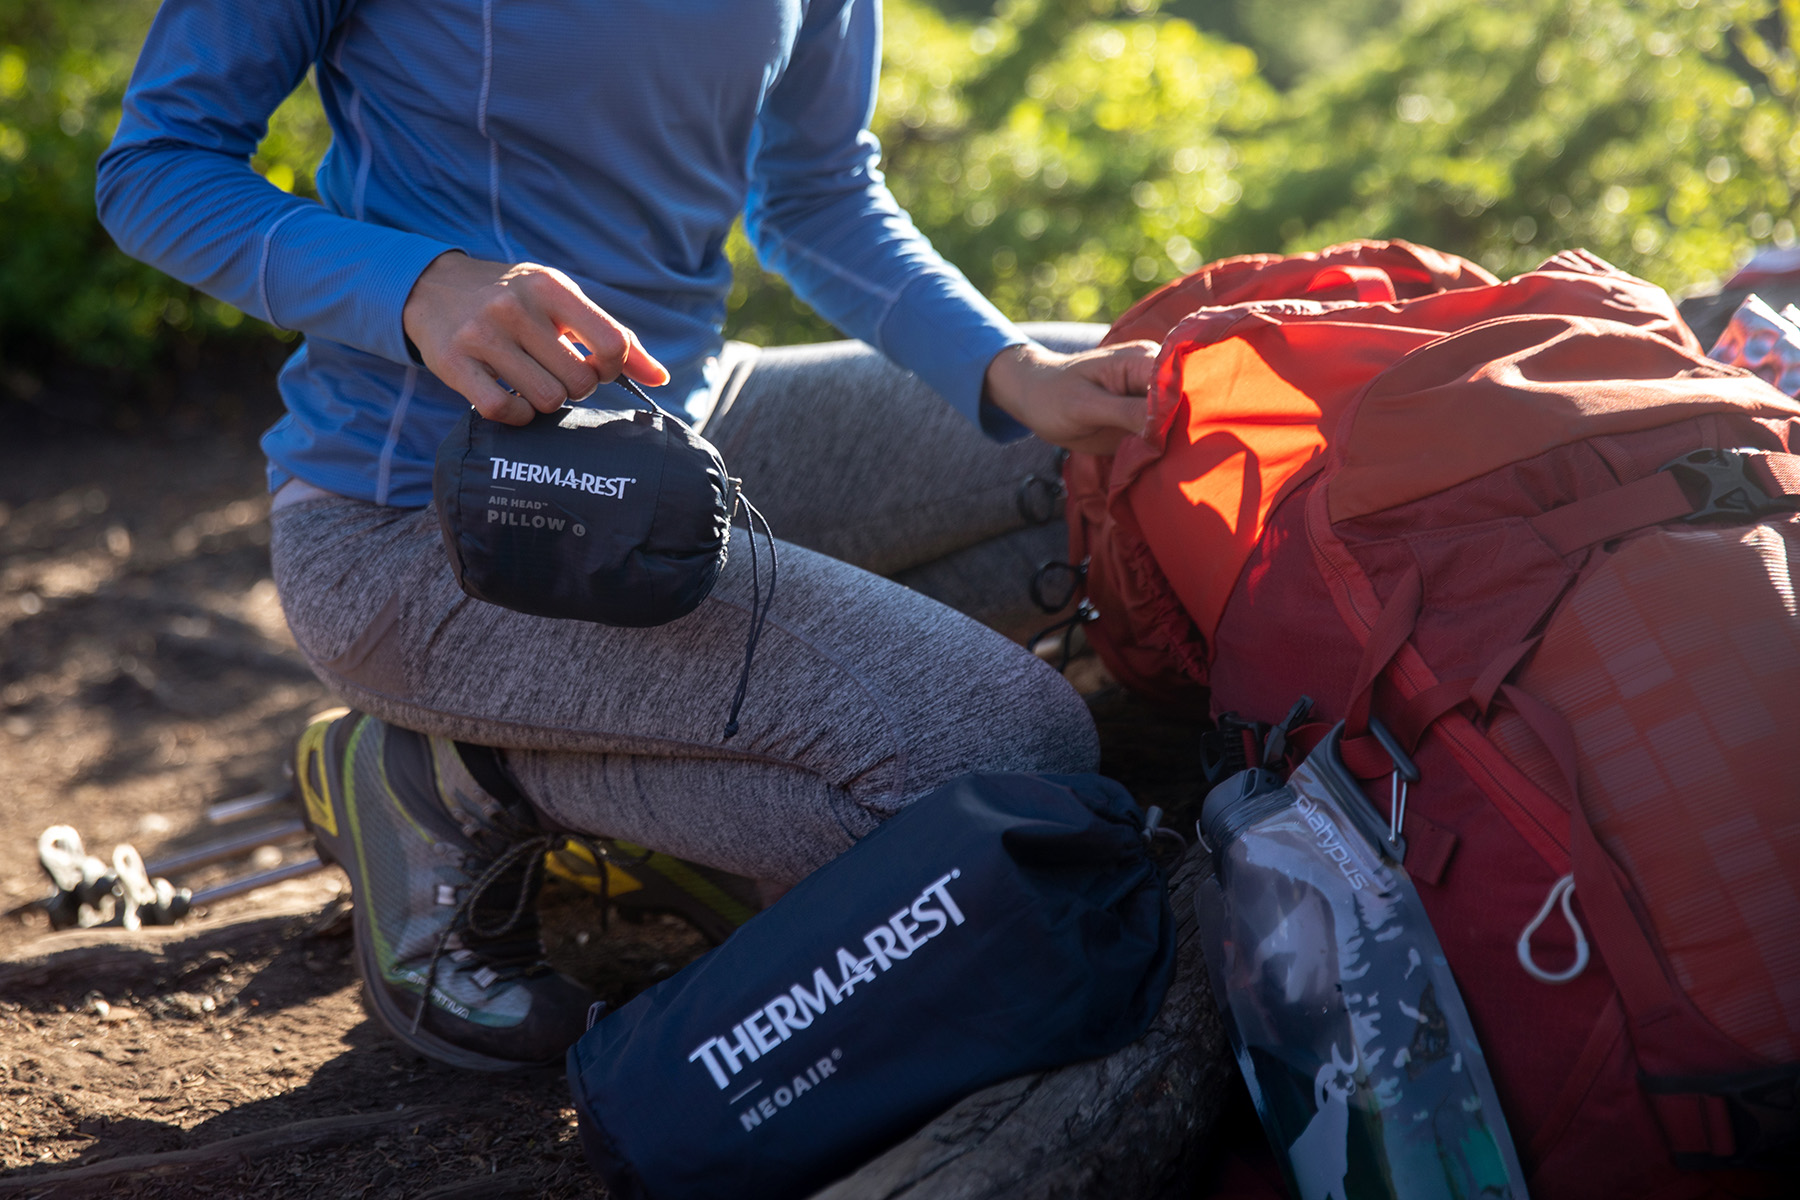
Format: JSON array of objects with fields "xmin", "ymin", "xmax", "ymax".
[
  {"xmin": 1643, "ymin": 1063, "xmax": 1800, "ymax": 1171},
  {"xmin": 1663, "ymin": 448, "xmax": 1800, "ymax": 522},
  {"xmin": 1029, "ymin": 559, "xmax": 1087, "ymax": 613},
  {"xmin": 1016, "ymin": 472, "xmax": 1066, "ymax": 525}
]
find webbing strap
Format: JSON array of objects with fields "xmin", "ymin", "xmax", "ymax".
[
  {"xmin": 1304, "ymin": 264, "xmax": 1398, "ymax": 303},
  {"xmin": 1530, "ymin": 451, "xmax": 1800, "ymax": 557},
  {"xmin": 1751, "ymin": 451, "xmax": 1800, "ymax": 498},
  {"xmin": 1388, "ymin": 678, "xmax": 1473, "ymax": 752},
  {"xmin": 1528, "ymin": 472, "xmax": 1692, "ymax": 556},
  {"xmin": 1472, "ymin": 636, "xmax": 1542, "ymax": 715},
  {"xmin": 1344, "ymin": 565, "xmax": 1422, "ymax": 736},
  {"xmin": 1527, "ymin": 991, "xmax": 1627, "ymax": 1165},
  {"xmin": 1335, "ymin": 732, "xmax": 1398, "ymax": 778}
]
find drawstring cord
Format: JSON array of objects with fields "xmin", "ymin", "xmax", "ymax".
[
  {"xmin": 723, "ymin": 494, "xmax": 777, "ymax": 740},
  {"xmin": 613, "ymin": 375, "xmax": 671, "ymax": 416},
  {"xmin": 1141, "ymin": 805, "xmax": 1190, "ymax": 853},
  {"xmin": 1027, "ymin": 600, "xmax": 1096, "ymax": 672},
  {"xmin": 608, "ymin": 376, "xmax": 778, "ymax": 741}
]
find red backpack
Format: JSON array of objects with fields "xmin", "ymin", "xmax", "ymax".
[{"xmin": 1067, "ymin": 241, "xmax": 1800, "ymax": 1197}]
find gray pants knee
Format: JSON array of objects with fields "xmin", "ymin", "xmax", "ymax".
[{"xmin": 270, "ymin": 324, "xmax": 1103, "ymax": 882}]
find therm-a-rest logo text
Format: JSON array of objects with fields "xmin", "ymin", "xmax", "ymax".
[
  {"xmin": 687, "ymin": 870, "xmax": 966, "ymax": 1097},
  {"xmin": 489, "ymin": 456, "xmax": 634, "ymax": 497}
]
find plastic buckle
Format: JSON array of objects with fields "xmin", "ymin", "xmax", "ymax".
[
  {"xmin": 1643, "ymin": 1063, "xmax": 1800, "ymax": 1170},
  {"xmin": 1260, "ymin": 696, "xmax": 1314, "ymax": 769},
  {"xmin": 1201, "ymin": 713, "xmax": 1271, "ymax": 787},
  {"xmin": 1663, "ymin": 448, "xmax": 1800, "ymax": 522}
]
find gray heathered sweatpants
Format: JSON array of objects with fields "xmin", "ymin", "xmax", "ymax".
[{"xmin": 269, "ymin": 324, "xmax": 1102, "ymax": 884}]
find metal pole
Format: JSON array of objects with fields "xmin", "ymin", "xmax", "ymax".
[
  {"xmin": 204, "ymin": 786, "xmax": 295, "ymax": 825},
  {"xmin": 187, "ymin": 852, "xmax": 328, "ymax": 906},
  {"xmin": 145, "ymin": 816, "xmax": 308, "ymax": 879}
]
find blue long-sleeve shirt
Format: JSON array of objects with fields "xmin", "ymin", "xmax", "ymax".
[{"xmin": 98, "ymin": 0, "xmax": 1029, "ymax": 507}]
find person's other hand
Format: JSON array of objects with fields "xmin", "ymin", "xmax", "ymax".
[
  {"xmin": 401, "ymin": 251, "xmax": 670, "ymax": 424},
  {"xmin": 982, "ymin": 340, "xmax": 1158, "ymax": 455}
]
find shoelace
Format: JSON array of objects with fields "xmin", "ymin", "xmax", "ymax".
[
  {"xmin": 612, "ymin": 377, "xmax": 778, "ymax": 742},
  {"xmin": 411, "ymin": 829, "xmax": 652, "ymax": 1035}
]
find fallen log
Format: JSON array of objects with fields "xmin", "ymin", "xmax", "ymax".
[
  {"xmin": 810, "ymin": 844, "xmax": 1232, "ymax": 1200},
  {"xmin": 0, "ymin": 1106, "xmax": 458, "ymax": 1198}
]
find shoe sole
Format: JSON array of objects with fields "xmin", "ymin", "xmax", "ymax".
[{"xmin": 298, "ymin": 710, "xmax": 550, "ymax": 1073}]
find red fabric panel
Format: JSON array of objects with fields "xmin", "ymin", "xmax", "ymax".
[
  {"xmin": 1751, "ymin": 450, "xmax": 1800, "ymax": 496},
  {"xmin": 1125, "ymin": 319, "xmax": 1435, "ymax": 652},
  {"xmin": 1647, "ymin": 1093, "xmax": 1739, "ymax": 1159},
  {"xmin": 1075, "ymin": 247, "xmax": 1725, "ymax": 692},
  {"xmin": 1331, "ymin": 316, "xmax": 1800, "ymax": 524},
  {"xmin": 1516, "ymin": 522, "xmax": 1800, "ymax": 1064},
  {"xmin": 1065, "ymin": 447, "xmax": 1208, "ymax": 698},
  {"xmin": 1403, "ymin": 809, "xmax": 1458, "ymax": 886},
  {"xmin": 1205, "ymin": 485, "xmax": 1357, "ymax": 729},
  {"xmin": 1103, "ymin": 237, "xmax": 1494, "ymax": 348},
  {"xmin": 1527, "ymin": 991, "xmax": 1716, "ymax": 1200}
]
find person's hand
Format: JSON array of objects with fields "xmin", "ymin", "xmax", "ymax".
[
  {"xmin": 982, "ymin": 340, "xmax": 1159, "ymax": 455},
  {"xmin": 401, "ymin": 251, "xmax": 670, "ymax": 424}
]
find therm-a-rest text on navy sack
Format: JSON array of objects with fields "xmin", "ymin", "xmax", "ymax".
[{"xmin": 566, "ymin": 771, "xmax": 1177, "ymax": 1200}]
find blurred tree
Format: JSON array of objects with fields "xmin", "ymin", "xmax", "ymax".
[
  {"xmin": 1166, "ymin": 0, "xmax": 1409, "ymax": 91},
  {"xmin": 0, "ymin": 0, "xmax": 326, "ymax": 372},
  {"xmin": 1215, "ymin": 0, "xmax": 1800, "ymax": 290},
  {"xmin": 725, "ymin": 0, "xmax": 1273, "ymax": 343},
  {"xmin": 6, "ymin": 0, "xmax": 1800, "ymax": 379}
]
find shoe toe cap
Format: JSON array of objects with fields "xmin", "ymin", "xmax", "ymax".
[{"xmin": 418, "ymin": 969, "xmax": 596, "ymax": 1067}]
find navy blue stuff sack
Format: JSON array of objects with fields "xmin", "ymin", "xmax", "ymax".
[{"xmin": 565, "ymin": 772, "xmax": 1176, "ymax": 1200}]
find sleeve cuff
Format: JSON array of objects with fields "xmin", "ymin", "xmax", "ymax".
[
  {"xmin": 876, "ymin": 273, "xmax": 1031, "ymax": 441},
  {"xmin": 263, "ymin": 209, "xmax": 458, "ymax": 366}
]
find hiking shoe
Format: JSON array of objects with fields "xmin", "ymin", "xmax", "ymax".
[{"xmin": 295, "ymin": 709, "xmax": 593, "ymax": 1071}]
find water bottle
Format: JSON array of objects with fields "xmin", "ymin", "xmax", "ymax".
[{"xmin": 1194, "ymin": 722, "xmax": 1529, "ymax": 1200}]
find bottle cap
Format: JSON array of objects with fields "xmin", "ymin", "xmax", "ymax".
[{"xmin": 1199, "ymin": 767, "xmax": 1290, "ymax": 851}]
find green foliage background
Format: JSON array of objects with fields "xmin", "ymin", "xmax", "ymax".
[{"xmin": 4, "ymin": 0, "xmax": 1800, "ymax": 373}]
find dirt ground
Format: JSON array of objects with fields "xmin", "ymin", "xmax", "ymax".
[{"xmin": 0, "ymin": 358, "xmax": 1214, "ymax": 1199}]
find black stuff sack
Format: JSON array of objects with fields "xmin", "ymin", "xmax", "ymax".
[
  {"xmin": 566, "ymin": 771, "xmax": 1177, "ymax": 1200},
  {"xmin": 433, "ymin": 383, "xmax": 737, "ymax": 628}
]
